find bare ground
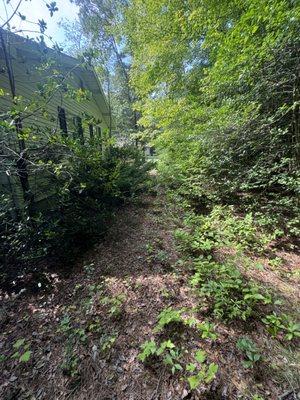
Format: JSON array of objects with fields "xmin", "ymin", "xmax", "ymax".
[{"xmin": 0, "ymin": 195, "xmax": 299, "ymax": 400}]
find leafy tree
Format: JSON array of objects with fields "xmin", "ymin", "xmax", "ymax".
[
  {"xmin": 121, "ymin": 0, "xmax": 300, "ymax": 231},
  {"xmin": 72, "ymin": 0, "xmax": 138, "ymax": 138},
  {"xmin": 0, "ymin": 1, "xmax": 149, "ymax": 282}
]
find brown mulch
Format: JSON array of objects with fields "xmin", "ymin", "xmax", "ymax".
[{"xmin": 0, "ymin": 195, "xmax": 299, "ymax": 400}]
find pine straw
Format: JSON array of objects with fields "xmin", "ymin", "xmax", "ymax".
[{"xmin": 0, "ymin": 195, "xmax": 299, "ymax": 400}]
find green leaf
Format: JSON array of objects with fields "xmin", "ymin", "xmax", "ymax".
[
  {"xmin": 19, "ymin": 351, "xmax": 31, "ymax": 362},
  {"xmin": 205, "ymin": 363, "xmax": 218, "ymax": 383},
  {"xmin": 194, "ymin": 350, "xmax": 206, "ymax": 364},
  {"xmin": 186, "ymin": 363, "xmax": 197, "ymax": 372},
  {"xmin": 13, "ymin": 339, "xmax": 25, "ymax": 349},
  {"xmin": 187, "ymin": 374, "xmax": 201, "ymax": 390},
  {"xmin": 174, "ymin": 363, "xmax": 183, "ymax": 371},
  {"xmin": 244, "ymin": 293, "xmax": 265, "ymax": 301},
  {"xmin": 242, "ymin": 360, "xmax": 253, "ymax": 369}
]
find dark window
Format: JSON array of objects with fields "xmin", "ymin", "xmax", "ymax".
[
  {"xmin": 73, "ymin": 116, "xmax": 84, "ymax": 144},
  {"xmin": 58, "ymin": 106, "xmax": 67, "ymax": 136},
  {"xmin": 89, "ymin": 124, "xmax": 94, "ymax": 139}
]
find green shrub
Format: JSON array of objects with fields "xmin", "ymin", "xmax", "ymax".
[
  {"xmin": 262, "ymin": 313, "xmax": 300, "ymax": 340},
  {"xmin": 175, "ymin": 205, "xmax": 273, "ymax": 256},
  {"xmin": 186, "ymin": 350, "xmax": 218, "ymax": 389},
  {"xmin": 0, "ymin": 138, "xmax": 151, "ymax": 283},
  {"xmin": 191, "ymin": 257, "xmax": 272, "ymax": 321}
]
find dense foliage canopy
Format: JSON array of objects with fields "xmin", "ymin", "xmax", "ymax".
[{"xmin": 121, "ymin": 0, "xmax": 299, "ymax": 232}]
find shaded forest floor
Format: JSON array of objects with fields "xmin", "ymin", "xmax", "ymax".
[{"xmin": 0, "ymin": 194, "xmax": 299, "ymax": 400}]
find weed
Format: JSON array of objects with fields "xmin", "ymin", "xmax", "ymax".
[
  {"xmin": 0, "ymin": 354, "xmax": 6, "ymax": 362},
  {"xmin": 138, "ymin": 340, "xmax": 157, "ymax": 362},
  {"xmin": 156, "ymin": 250, "xmax": 169, "ymax": 263},
  {"xmin": 268, "ymin": 257, "xmax": 283, "ymax": 270},
  {"xmin": 146, "ymin": 243, "xmax": 154, "ymax": 254},
  {"xmin": 262, "ymin": 313, "xmax": 285, "ymax": 337},
  {"xmin": 99, "ymin": 332, "xmax": 117, "ymax": 353},
  {"xmin": 58, "ymin": 314, "xmax": 87, "ymax": 343},
  {"xmin": 59, "ymin": 315, "xmax": 72, "ymax": 334},
  {"xmin": 191, "ymin": 257, "xmax": 271, "ymax": 321},
  {"xmin": 185, "ymin": 316, "xmax": 217, "ymax": 340},
  {"xmin": 160, "ymin": 288, "xmax": 171, "ymax": 298},
  {"xmin": 101, "ymin": 294, "xmax": 126, "ymax": 318},
  {"xmin": 138, "ymin": 339, "xmax": 183, "ymax": 374},
  {"xmin": 283, "ymin": 320, "xmax": 300, "ymax": 341},
  {"xmin": 87, "ymin": 318, "xmax": 101, "ymax": 333},
  {"xmin": 186, "ymin": 349, "xmax": 218, "ymax": 389},
  {"xmin": 61, "ymin": 339, "xmax": 80, "ymax": 377},
  {"xmin": 197, "ymin": 322, "xmax": 218, "ymax": 340},
  {"xmin": 175, "ymin": 206, "xmax": 272, "ymax": 256},
  {"xmin": 11, "ymin": 338, "xmax": 32, "ymax": 363},
  {"xmin": 88, "ymin": 283, "xmax": 103, "ymax": 295},
  {"xmin": 73, "ymin": 283, "xmax": 83, "ymax": 294},
  {"xmin": 236, "ymin": 337, "xmax": 261, "ymax": 369},
  {"xmin": 83, "ymin": 263, "xmax": 95, "ymax": 276},
  {"xmin": 154, "ymin": 307, "xmax": 184, "ymax": 332},
  {"xmin": 262, "ymin": 313, "xmax": 300, "ymax": 340}
]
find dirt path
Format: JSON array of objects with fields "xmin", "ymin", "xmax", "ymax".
[
  {"xmin": 1, "ymin": 194, "xmax": 299, "ymax": 400},
  {"xmin": 1, "ymin": 195, "xmax": 194, "ymax": 400}
]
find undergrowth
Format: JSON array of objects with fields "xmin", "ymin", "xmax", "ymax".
[
  {"xmin": 0, "ymin": 139, "xmax": 152, "ymax": 290},
  {"xmin": 138, "ymin": 193, "xmax": 299, "ymax": 398}
]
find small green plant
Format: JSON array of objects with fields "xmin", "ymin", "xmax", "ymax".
[
  {"xmin": 101, "ymin": 294, "xmax": 126, "ymax": 318},
  {"xmin": 73, "ymin": 283, "xmax": 83, "ymax": 294},
  {"xmin": 158, "ymin": 341, "xmax": 182, "ymax": 374},
  {"xmin": 138, "ymin": 339, "xmax": 183, "ymax": 374},
  {"xmin": 88, "ymin": 283, "xmax": 103, "ymax": 295},
  {"xmin": 236, "ymin": 337, "xmax": 261, "ymax": 369},
  {"xmin": 268, "ymin": 257, "xmax": 283, "ymax": 269},
  {"xmin": 262, "ymin": 313, "xmax": 285, "ymax": 337},
  {"xmin": 99, "ymin": 332, "xmax": 117, "ymax": 353},
  {"xmin": 83, "ymin": 263, "xmax": 95, "ymax": 276},
  {"xmin": 154, "ymin": 307, "xmax": 184, "ymax": 332},
  {"xmin": 189, "ymin": 256, "xmax": 273, "ymax": 321},
  {"xmin": 197, "ymin": 322, "xmax": 218, "ymax": 340},
  {"xmin": 59, "ymin": 315, "xmax": 72, "ymax": 333},
  {"xmin": 185, "ymin": 317, "xmax": 217, "ymax": 340},
  {"xmin": 283, "ymin": 320, "xmax": 300, "ymax": 341},
  {"xmin": 175, "ymin": 206, "xmax": 271, "ymax": 256},
  {"xmin": 156, "ymin": 250, "xmax": 169, "ymax": 263},
  {"xmin": 11, "ymin": 338, "xmax": 32, "ymax": 363},
  {"xmin": 138, "ymin": 340, "xmax": 157, "ymax": 362},
  {"xmin": 186, "ymin": 350, "xmax": 218, "ymax": 389},
  {"xmin": 61, "ymin": 339, "xmax": 80, "ymax": 377},
  {"xmin": 58, "ymin": 314, "xmax": 87, "ymax": 343},
  {"xmin": 0, "ymin": 354, "xmax": 6, "ymax": 363},
  {"xmin": 87, "ymin": 318, "xmax": 102, "ymax": 333},
  {"xmin": 146, "ymin": 243, "xmax": 154, "ymax": 254},
  {"xmin": 160, "ymin": 288, "xmax": 171, "ymax": 298}
]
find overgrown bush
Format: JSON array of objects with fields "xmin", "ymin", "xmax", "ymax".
[
  {"xmin": 0, "ymin": 137, "xmax": 151, "ymax": 286},
  {"xmin": 122, "ymin": 0, "xmax": 300, "ymax": 234},
  {"xmin": 190, "ymin": 257, "xmax": 273, "ymax": 321},
  {"xmin": 174, "ymin": 205, "xmax": 274, "ymax": 256}
]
